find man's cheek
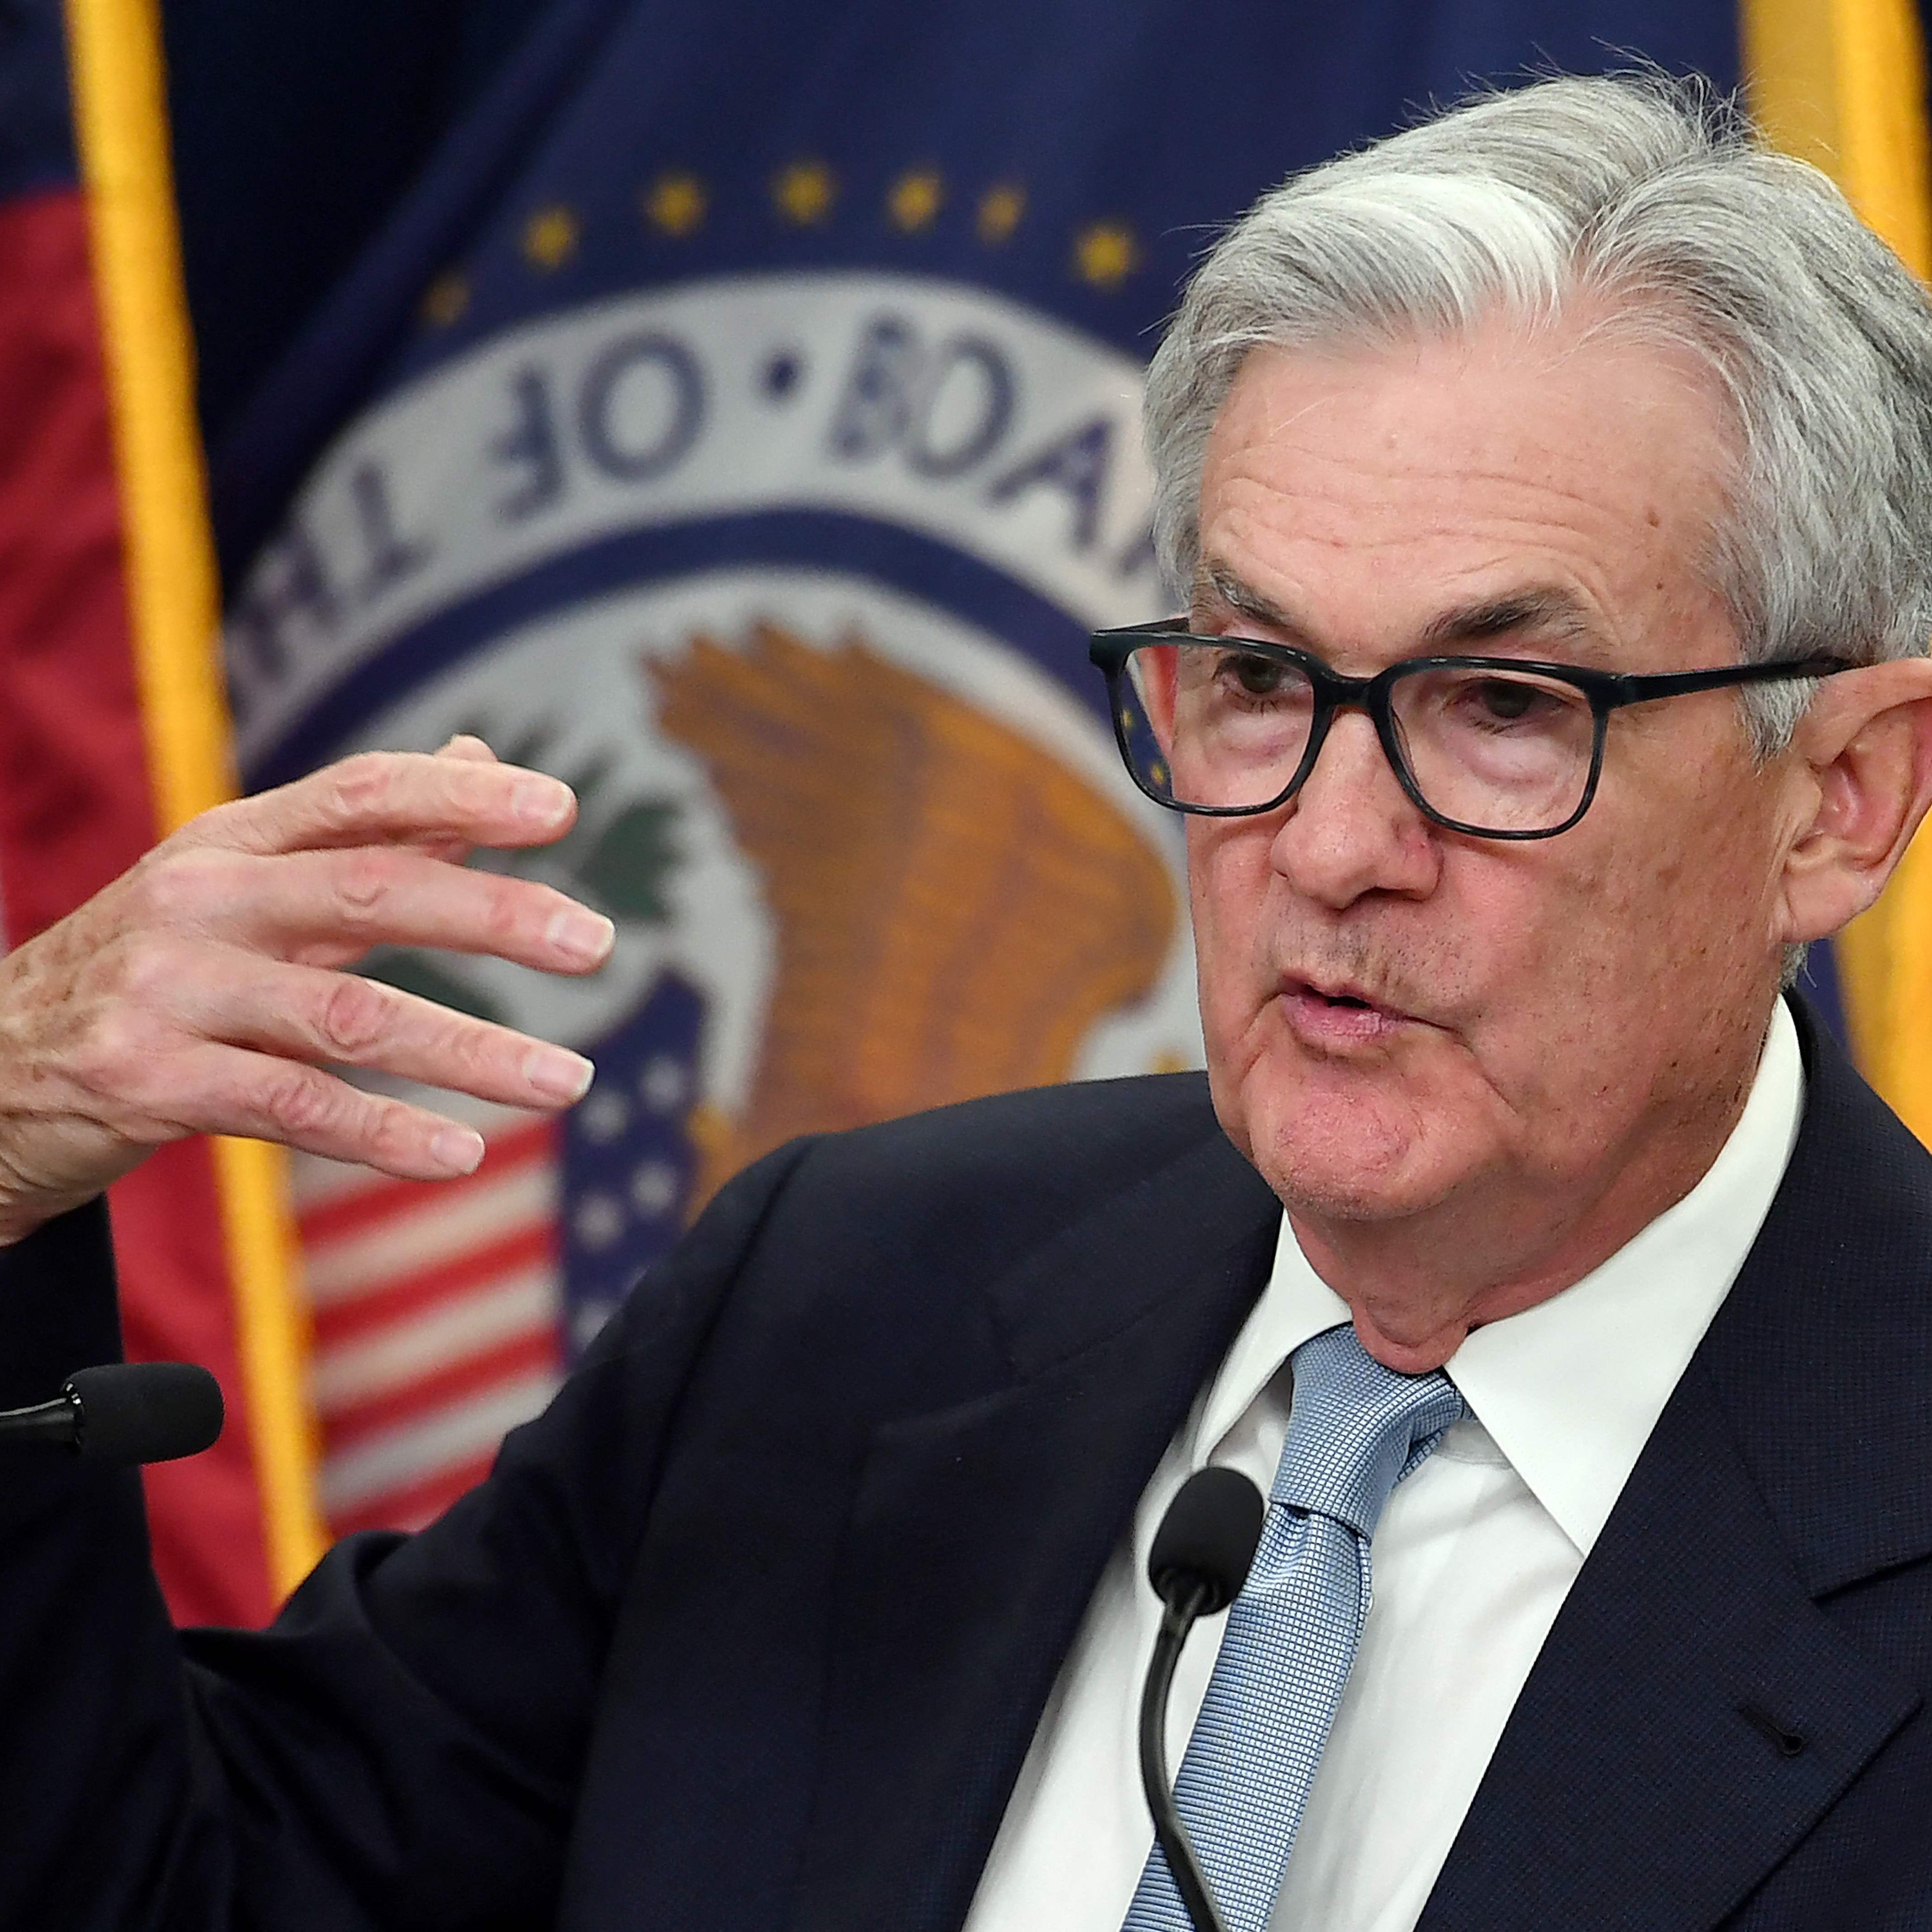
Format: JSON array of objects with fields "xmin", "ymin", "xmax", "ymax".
[{"xmin": 1188, "ymin": 890, "xmax": 1265, "ymax": 1041}]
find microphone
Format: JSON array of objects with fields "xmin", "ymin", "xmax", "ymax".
[
  {"xmin": 1139, "ymin": 1466, "xmax": 1267, "ymax": 1932},
  {"xmin": 0, "ymin": 1363, "xmax": 224, "ymax": 1466}
]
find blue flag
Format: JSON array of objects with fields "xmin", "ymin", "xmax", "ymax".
[{"xmin": 214, "ymin": 0, "xmax": 1744, "ymax": 1534}]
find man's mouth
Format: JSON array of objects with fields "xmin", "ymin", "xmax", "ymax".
[{"xmin": 1278, "ymin": 976, "xmax": 1412, "ymax": 1045}]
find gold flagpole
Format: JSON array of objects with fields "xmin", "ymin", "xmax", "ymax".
[
  {"xmin": 1742, "ymin": 0, "xmax": 1932, "ymax": 1145},
  {"xmin": 64, "ymin": 0, "xmax": 327, "ymax": 1591}
]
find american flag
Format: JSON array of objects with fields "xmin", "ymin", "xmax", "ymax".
[
  {"xmin": 295, "ymin": 1107, "xmax": 566, "ymax": 1535},
  {"xmin": 292, "ymin": 974, "xmax": 704, "ymax": 1539}
]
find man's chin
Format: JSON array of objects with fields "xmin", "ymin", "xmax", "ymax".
[
  {"xmin": 1260, "ymin": 1152, "xmax": 1456, "ymax": 1227},
  {"xmin": 1223, "ymin": 1084, "xmax": 1467, "ymax": 1227}
]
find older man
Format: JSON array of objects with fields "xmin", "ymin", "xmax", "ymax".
[{"xmin": 5, "ymin": 74, "xmax": 1932, "ymax": 1932}]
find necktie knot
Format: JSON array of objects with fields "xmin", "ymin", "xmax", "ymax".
[{"xmin": 1268, "ymin": 1324, "xmax": 1466, "ymax": 1539}]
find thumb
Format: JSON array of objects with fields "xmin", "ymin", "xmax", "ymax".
[
  {"xmin": 415, "ymin": 734, "xmax": 504, "ymax": 860},
  {"xmin": 435, "ymin": 733, "xmax": 501, "ymax": 765}
]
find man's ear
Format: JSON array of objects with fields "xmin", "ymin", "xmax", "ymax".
[{"xmin": 1776, "ymin": 657, "xmax": 1932, "ymax": 944}]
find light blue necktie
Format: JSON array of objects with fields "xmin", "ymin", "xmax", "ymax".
[{"xmin": 1122, "ymin": 1323, "xmax": 1467, "ymax": 1932}]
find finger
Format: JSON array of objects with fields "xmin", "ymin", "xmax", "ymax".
[
  {"xmin": 412, "ymin": 735, "xmax": 503, "ymax": 863},
  {"xmin": 106, "ymin": 844, "xmax": 614, "ymax": 975},
  {"xmin": 184, "ymin": 846, "xmax": 614, "ymax": 974},
  {"xmin": 177, "ymin": 750, "xmax": 578, "ymax": 861},
  {"xmin": 187, "ymin": 951, "xmax": 596, "ymax": 1113},
  {"xmin": 151, "ymin": 1039, "xmax": 491, "ymax": 1178}
]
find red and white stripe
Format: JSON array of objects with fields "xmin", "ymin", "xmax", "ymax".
[{"xmin": 294, "ymin": 1103, "xmax": 567, "ymax": 1537}]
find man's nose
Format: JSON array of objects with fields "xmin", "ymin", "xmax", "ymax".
[{"xmin": 1268, "ymin": 709, "xmax": 1439, "ymax": 907}]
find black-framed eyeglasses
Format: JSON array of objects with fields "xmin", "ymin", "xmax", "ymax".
[{"xmin": 1090, "ymin": 620, "xmax": 1854, "ymax": 840}]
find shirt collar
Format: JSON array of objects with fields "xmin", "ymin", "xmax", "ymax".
[{"xmin": 1196, "ymin": 999, "xmax": 1806, "ymax": 1557}]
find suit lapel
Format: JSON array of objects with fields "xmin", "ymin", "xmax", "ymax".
[
  {"xmin": 1416, "ymin": 1358, "xmax": 1918, "ymax": 1932},
  {"xmin": 1422, "ymin": 1005, "xmax": 1931, "ymax": 1931},
  {"xmin": 788, "ymin": 1133, "xmax": 1279, "ymax": 1932}
]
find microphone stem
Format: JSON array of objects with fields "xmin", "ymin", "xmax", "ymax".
[
  {"xmin": 1138, "ymin": 1581, "xmax": 1231, "ymax": 1932},
  {"xmin": 0, "ymin": 1393, "xmax": 81, "ymax": 1449}
]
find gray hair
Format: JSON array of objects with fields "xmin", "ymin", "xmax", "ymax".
[{"xmin": 1146, "ymin": 72, "xmax": 1932, "ymax": 759}]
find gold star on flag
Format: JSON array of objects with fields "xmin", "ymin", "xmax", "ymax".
[
  {"xmin": 977, "ymin": 183, "xmax": 1026, "ymax": 244},
  {"xmin": 642, "ymin": 171, "xmax": 708, "ymax": 236},
  {"xmin": 888, "ymin": 169, "xmax": 944, "ymax": 232},
  {"xmin": 522, "ymin": 205, "xmax": 581, "ymax": 270},
  {"xmin": 773, "ymin": 159, "xmax": 836, "ymax": 225},
  {"xmin": 1074, "ymin": 220, "xmax": 1139, "ymax": 288}
]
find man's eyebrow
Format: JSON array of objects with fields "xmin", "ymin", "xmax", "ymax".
[
  {"xmin": 1194, "ymin": 564, "xmax": 1303, "ymax": 635},
  {"xmin": 1418, "ymin": 589, "xmax": 1600, "ymax": 652},
  {"xmin": 1197, "ymin": 564, "xmax": 1609, "ymax": 659}
]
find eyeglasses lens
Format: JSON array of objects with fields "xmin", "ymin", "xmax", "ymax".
[{"xmin": 1118, "ymin": 642, "xmax": 1595, "ymax": 834}]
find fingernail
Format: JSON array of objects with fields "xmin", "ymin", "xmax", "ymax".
[
  {"xmin": 526, "ymin": 1046, "xmax": 594, "ymax": 1104},
  {"xmin": 512, "ymin": 776, "xmax": 573, "ymax": 825},
  {"xmin": 547, "ymin": 906, "xmax": 615, "ymax": 965},
  {"xmin": 431, "ymin": 1125, "xmax": 485, "ymax": 1174}
]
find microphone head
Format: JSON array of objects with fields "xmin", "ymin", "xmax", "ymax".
[
  {"xmin": 1148, "ymin": 1466, "xmax": 1265, "ymax": 1614},
  {"xmin": 64, "ymin": 1363, "xmax": 224, "ymax": 1467}
]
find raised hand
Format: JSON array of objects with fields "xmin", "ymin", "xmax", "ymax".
[{"xmin": 0, "ymin": 738, "xmax": 615, "ymax": 1245}]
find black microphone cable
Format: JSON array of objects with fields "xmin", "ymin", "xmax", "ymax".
[{"xmin": 1138, "ymin": 1465, "xmax": 1267, "ymax": 1932}]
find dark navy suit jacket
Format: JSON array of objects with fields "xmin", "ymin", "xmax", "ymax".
[{"xmin": 3, "ymin": 1000, "xmax": 1930, "ymax": 1930}]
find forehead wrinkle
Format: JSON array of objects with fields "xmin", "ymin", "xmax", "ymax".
[{"xmin": 1214, "ymin": 337, "xmax": 1715, "ymax": 547}]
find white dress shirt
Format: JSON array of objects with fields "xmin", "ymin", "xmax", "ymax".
[{"xmin": 964, "ymin": 1001, "xmax": 1805, "ymax": 1932}]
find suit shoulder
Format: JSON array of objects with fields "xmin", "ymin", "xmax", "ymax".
[
  {"xmin": 729, "ymin": 1072, "xmax": 1251, "ymax": 1298},
  {"xmin": 679, "ymin": 1072, "xmax": 1267, "ymax": 1427},
  {"xmin": 796, "ymin": 1070, "xmax": 1227, "ymax": 1202}
]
